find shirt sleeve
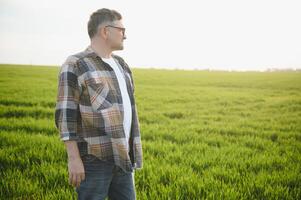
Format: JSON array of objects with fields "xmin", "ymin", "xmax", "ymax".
[{"xmin": 55, "ymin": 58, "xmax": 81, "ymax": 142}]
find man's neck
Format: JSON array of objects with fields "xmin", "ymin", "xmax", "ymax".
[{"xmin": 90, "ymin": 40, "xmax": 112, "ymax": 59}]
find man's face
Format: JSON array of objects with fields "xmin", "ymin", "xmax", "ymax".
[{"xmin": 105, "ymin": 20, "xmax": 126, "ymax": 51}]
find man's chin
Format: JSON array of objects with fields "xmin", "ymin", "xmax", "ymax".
[{"xmin": 114, "ymin": 46, "xmax": 124, "ymax": 51}]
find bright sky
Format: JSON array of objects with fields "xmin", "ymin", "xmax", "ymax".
[{"xmin": 1, "ymin": 0, "xmax": 301, "ymax": 71}]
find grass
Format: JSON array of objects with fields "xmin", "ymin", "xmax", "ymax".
[{"xmin": 0, "ymin": 64, "xmax": 300, "ymax": 199}]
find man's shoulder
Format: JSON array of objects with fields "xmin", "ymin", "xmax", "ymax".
[
  {"xmin": 61, "ymin": 48, "xmax": 95, "ymax": 74},
  {"xmin": 64, "ymin": 48, "xmax": 94, "ymax": 65}
]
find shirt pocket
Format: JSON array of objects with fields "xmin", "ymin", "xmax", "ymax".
[{"xmin": 85, "ymin": 79, "xmax": 113, "ymax": 112}]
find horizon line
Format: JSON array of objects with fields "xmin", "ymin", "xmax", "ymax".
[{"xmin": 1, "ymin": 63, "xmax": 301, "ymax": 73}]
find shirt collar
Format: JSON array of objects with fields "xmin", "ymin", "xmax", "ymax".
[
  {"xmin": 85, "ymin": 45, "xmax": 98, "ymax": 58},
  {"xmin": 85, "ymin": 45, "xmax": 117, "ymax": 60}
]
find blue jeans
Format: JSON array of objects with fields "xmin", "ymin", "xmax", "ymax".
[{"xmin": 76, "ymin": 154, "xmax": 136, "ymax": 200}]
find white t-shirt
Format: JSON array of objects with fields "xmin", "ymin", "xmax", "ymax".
[{"xmin": 102, "ymin": 57, "xmax": 132, "ymax": 148}]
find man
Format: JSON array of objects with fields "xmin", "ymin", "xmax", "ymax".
[{"xmin": 55, "ymin": 8, "xmax": 143, "ymax": 200}]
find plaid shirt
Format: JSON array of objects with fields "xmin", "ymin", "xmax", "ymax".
[{"xmin": 55, "ymin": 46, "xmax": 142, "ymax": 172}]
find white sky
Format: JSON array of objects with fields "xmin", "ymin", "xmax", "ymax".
[{"xmin": 1, "ymin": 0, "xmax": 301, "ymax": 71}]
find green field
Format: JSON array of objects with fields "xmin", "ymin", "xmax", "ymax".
[{"xmin": 0, "ymin": 64, "xmax": 301, "ymax": 199}]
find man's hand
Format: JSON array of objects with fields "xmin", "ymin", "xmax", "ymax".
[
  {"xmin": 64, "ymin": 141, "xmax": 85, "ymax": 187},
  {"xmin": 68, "ymin": 156, "xmax": 85, "ymax": 187}
]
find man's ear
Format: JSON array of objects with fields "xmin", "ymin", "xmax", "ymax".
[{"xmin": 99, "ymin": 26, "xmax": 108, "ymax": 39}]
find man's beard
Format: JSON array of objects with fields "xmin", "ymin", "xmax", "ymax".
[{"xmin": 113, "ymin": 43, "xmax": 124, "ymax": 51}]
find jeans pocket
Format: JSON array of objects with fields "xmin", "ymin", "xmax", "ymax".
[{"xmin": 82, "ymin": 154, "xmax": 98, "ymax": 163}]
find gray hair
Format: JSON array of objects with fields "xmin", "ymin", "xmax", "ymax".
[{"xmin": 87, "ymin": 8, "xmax": 122, "ymax": 39}]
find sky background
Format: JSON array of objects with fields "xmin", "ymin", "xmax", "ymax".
[{"xmin": 1, "ymin": 0, "xmax": 300, "ymax": 71}]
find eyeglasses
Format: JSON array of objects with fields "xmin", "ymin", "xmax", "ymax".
[{"xmin": 105, "ymin": 25, "xmax": 126, "ymax": 35}]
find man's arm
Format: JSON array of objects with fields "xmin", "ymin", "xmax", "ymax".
[
  {"xmin": 55, "ymin": 58, "xmax": 85, "ymax": 187},
  {"xmin": 64, "ymin": 141, "xmax": 85, "ymax": 187}
]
